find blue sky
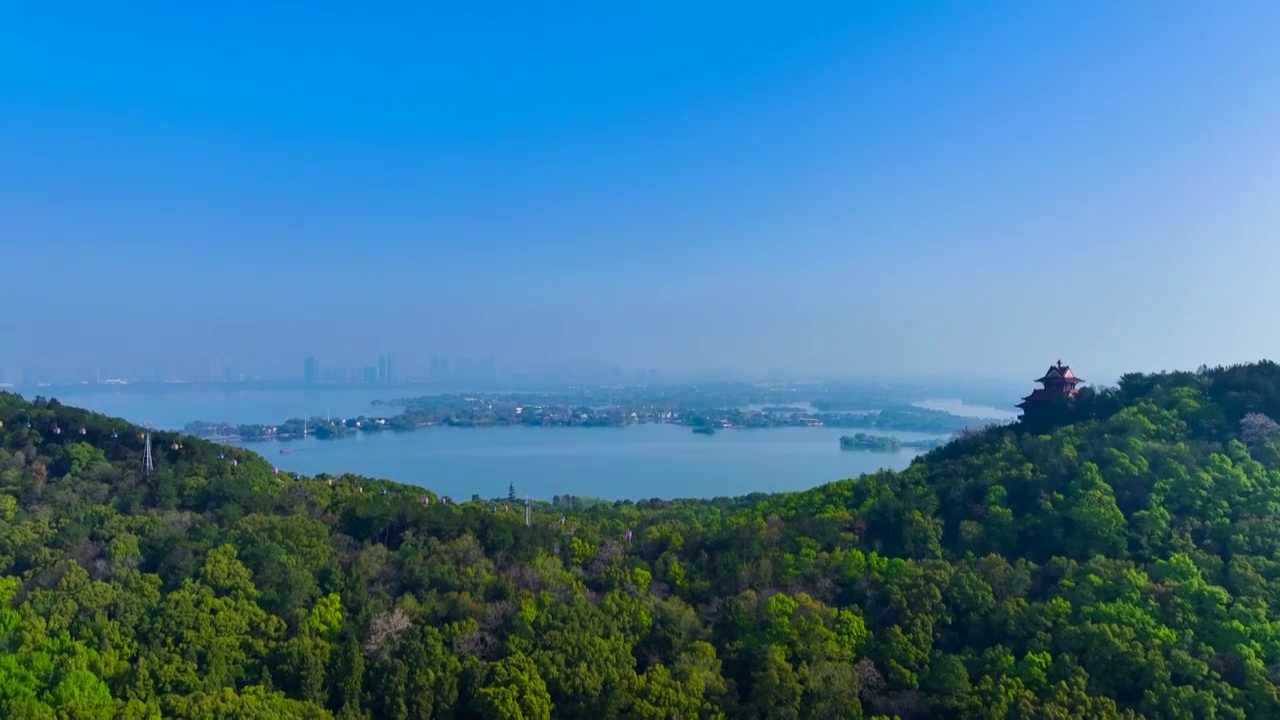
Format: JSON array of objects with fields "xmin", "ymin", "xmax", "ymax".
[{"xmin": 4, "ymin": 2, "xmax": 1280, "ymax": 381}]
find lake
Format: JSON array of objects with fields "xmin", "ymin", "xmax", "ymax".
[
  {"xmin": 49, "ymin": 388, "xmax": 943, "ymax": 501},
  {"xmin": 231, "ymin": 425, "xmax": 939, "ymax": 501}
]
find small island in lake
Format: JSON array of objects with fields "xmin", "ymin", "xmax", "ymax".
[
  {"xmin": 692, "ymin": 426, "xmax": 716, "ymax": 435},
  {"xmin": 840, "ymin": 433, "xmax": 901, "ymax": 451},
  {"xmin": 840, "ymin": 433, "xmax": 947, "ymax": 452}
]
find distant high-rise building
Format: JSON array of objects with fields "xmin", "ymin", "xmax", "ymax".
[
  {"xmin": 430, "ymin": 354, "xmax": 449, "ymax": 381},
  {"xmin": 304, "ymin": 356, "xmax": 319, "ymax": 384},
  {"xmin": 363, "ymin": 365, "xmax": 378, "ymax": 383},
  {"xmin": 377, "ymin": 355, "xmax": 392, "ymax": 384}
]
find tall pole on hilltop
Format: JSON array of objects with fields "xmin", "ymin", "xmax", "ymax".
[{"xmin": 142, "ymin": 430, "xmax": 154, "ymax": 475}]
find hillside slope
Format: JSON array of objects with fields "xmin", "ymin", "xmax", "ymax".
[{"xmin": 3, "ymin": 363, "xmax": 1280, "ymax": 718}]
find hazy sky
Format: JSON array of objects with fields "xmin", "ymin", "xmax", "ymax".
[{"xmin": 4, "ymin": 1, "xmax": 1280, "ymax": 381}]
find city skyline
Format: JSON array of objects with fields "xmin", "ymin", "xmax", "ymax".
[
  {"xmin": 0, "ymin": 346, "xmax": 691, "ymax": 387},
  {"xmin": 0, "ymin": 348, "xmax": 1116, "ymax": 390},
  {"xmin": 0, "ymin": 352, "xmax": 674, "ymax": 387}
]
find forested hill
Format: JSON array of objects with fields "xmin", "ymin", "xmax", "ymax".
[{"xmin": 5, "ymin": 362, "xmax": 1280, "ymax": 718}]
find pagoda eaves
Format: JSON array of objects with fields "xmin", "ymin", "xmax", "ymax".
[{"xmin": 1017, "ymin": 359, "xmax": 1083, "ymax": 413}]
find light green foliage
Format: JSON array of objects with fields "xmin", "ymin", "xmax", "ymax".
[
  {"xmin": 201, "ymin": 545, "xmax": 257, "ymax": 599},
  {"xmin": 834, "ymin": 607, "xmax": 869, "ymax": 657},
  {"xmin": 471, "ymin": 653, "xmax": 551, "ymax": 720},
  {"xmin": 306, "ymin": 593, "xmax": 342, "ymax": 636},
  {"xmin": 167, "ymin": 685, "xmax": 332, "ymax": 719},
  {"xmin": 631, "ymin": 566, "xmax": 651, "ymax": 594},
  {"xmin": 0, "ymin": 494, "xmax": 17, "ymax": 522},
  {"xmin": 1064, "ymin": 462, "xmax": 1128, "ymax": 558},
  {"xmin": 64, "ymin": 442, "xmax": 108, "ymax": 478}
]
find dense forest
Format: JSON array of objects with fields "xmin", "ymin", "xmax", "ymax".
[{"xmin": 5, "ymin": 361, "xmax": 1280, "ymax": 717}]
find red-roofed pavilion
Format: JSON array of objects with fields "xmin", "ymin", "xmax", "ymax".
[{"xmin": 1017, "ymin": 359, "xmax": 1083, "ymax": 414}]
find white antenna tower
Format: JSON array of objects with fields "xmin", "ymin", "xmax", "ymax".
[
  {"xmin": 142, "ymin": 430, "xmax": 154, "ymax": 475},
  {"xmin": 524, "ymin": 496, "xmax": 531, "ymax": 527}
]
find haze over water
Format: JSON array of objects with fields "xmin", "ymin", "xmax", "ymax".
[{"xmin": 52, "ymin": 387, "xmax": 417, "ymax": 431}]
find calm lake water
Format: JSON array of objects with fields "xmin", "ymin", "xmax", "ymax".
[
  {"xmin": 231, "ymin": 425, "xmax": 939, "ymax": 501},
  {"xmin": 51, "ymin": 388, "xmax": 944, "ymax": 501}
]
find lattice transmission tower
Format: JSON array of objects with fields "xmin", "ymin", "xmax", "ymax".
[{"xmin": 142, "ymin": 430, "xmax": 154, "ymax": 475}]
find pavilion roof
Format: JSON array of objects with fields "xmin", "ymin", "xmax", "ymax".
[{"xmin": 1035, "ymin": 359, "xmax": 1082, "ymax": 384}]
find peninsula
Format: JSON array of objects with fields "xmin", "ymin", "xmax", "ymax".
[{"xmin": 181, "ymin": 384, "xmax": 991, "ymax": 443}]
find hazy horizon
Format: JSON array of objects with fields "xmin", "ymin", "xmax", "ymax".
[
  {"xmin": 5, "ymin": 2, "xmax": 1280, "ymax": 380},
  {"xmin": 0, "ymin": 358, "xmax": 1128, "ymax": 399}
]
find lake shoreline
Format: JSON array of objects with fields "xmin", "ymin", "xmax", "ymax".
[{"xmin": 188, "ymin": 415, "xmax": 973, "ymax": 447}]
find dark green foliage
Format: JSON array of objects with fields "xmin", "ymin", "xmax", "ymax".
[{"xmin": 4, "ymin": 361, "xmax": 1280, "ymax": 717}]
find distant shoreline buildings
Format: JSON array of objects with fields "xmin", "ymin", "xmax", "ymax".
[{"xmin": 304, "ymin": 354, "xmax": 398, "ymax": 385}]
